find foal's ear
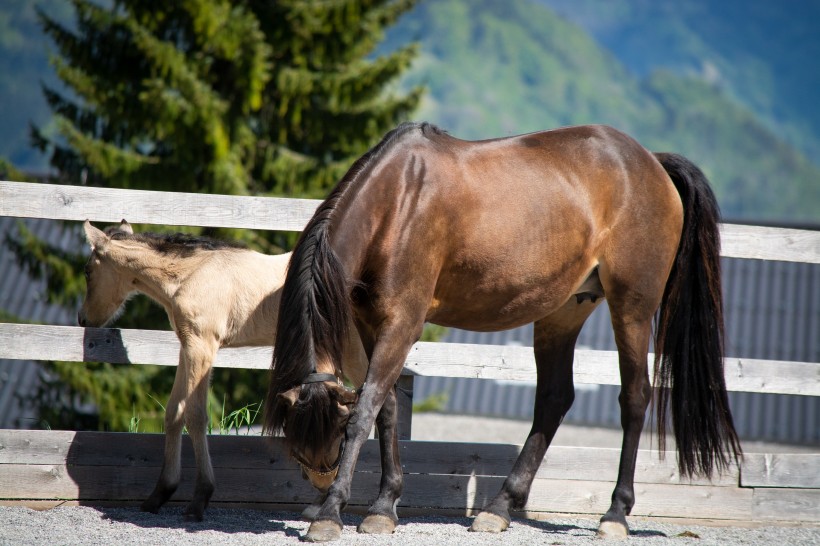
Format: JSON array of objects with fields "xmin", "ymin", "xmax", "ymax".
[
  {"xmin": 83, "ymin": 220, "xmax": 108, "ymax": 251},
  {"xmin": 277, "ymin": 386, "xmax": 302, "ymax": 408},
  {"xmin": 118, "ymin": 219, "xmax": 134, "ymax": 235}
]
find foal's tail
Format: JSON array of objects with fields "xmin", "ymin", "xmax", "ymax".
[{"xmin": 653, "ymin": 152, "xmax": 742, "ymax": 479}]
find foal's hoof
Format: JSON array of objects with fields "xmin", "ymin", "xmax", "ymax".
[
  {"xmin": 597, "ymin": 520, "xmax": 629, "ymax": 539},
  {"xmin": 303, "ymin": 519, "xmax": 343, "ymax": 542},
  {"xmin": 358, "ymin": 514, "xmax": 397, "ymax": 534},
  {"xmin": 469, "ymin": 511, "xmax": 509, "ymax": 533}
]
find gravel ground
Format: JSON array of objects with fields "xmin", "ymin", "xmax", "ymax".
[
  {"xmin": 1, "ymin": 505, "xmax": 818, "ymax": 546},
  {"xmin": 1, "ymin": 414, "xmax": 817, "ymax": 545}
]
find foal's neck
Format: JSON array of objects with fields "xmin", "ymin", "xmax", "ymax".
[{"xmin": 112, "ymin": 242, "xmax": 207, "ymax": 306}]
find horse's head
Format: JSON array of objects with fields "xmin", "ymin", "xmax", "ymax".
[
  {"xmin": 275, "ymin": 375, "xmax": 358, "ymax": 492},
  {"xmin": 78, "ymin": 219, "xmax": 135, "ymax": 328}
]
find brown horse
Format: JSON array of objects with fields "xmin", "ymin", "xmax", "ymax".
[
  {"xmin": 79, "ymin": 220, "xmax": 366, "ymax": 521},
  {"xmin": 264, "ymin": 122, "xmax": 742, "ymax": 541}
]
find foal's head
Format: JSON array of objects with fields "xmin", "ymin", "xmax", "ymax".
[{"xmin": 78, "ymin": 220, "xmax": 136, "ymax": 327}]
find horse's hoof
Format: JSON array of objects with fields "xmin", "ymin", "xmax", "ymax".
[
  {"xmin": 301, "ymin": 503, "xmax": 321, "ymax": 521},
  {"xmin": 182, "ymin": 510, "xmax": 205, "ymax": 523},
  {"xmin": 358, "ymin": 514, "xmax": 397, "ymax": 534},
  {"xmin": 303, "ymin": 520, "xmax": 343, "ymax": 542},
  {"xmin": 139, "ymin": 499, "xmax": 161, "ymax": 514},
  {"xmin": 469, "ymin": 511, "xmax": 509, "ymax": 533},
  {"xmin": 597, "ymin": 520, "xmax": 628, "ymax": 539}
]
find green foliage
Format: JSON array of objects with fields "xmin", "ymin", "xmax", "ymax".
[
  {"xmin": 215, "ymin": 398, "xmax": 262, "ymax": 435},
  {"xmin": 12, "ymin": 0, "xmax": 420, "ymax": 432},
  {"xmin": 32, "ymin": 0, "xmax": 422, "ymax": 202},
  {"xmin": 412, "ymin": 391, "xmax": 448, "ymax": 413},
  {"xmin": 420, "ymin": 323, "xmax": 447, "ymax": 342}
]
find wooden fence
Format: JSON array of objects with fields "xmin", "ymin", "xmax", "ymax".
[{"xmin": 1, "ymin": 180, "xmax": 818, "ymax": 524}]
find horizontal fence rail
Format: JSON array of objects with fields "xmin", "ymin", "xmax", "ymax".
[
  {"xmin": 0, "ymin": 323, "xmax": 818, "ymax": 397},
  {"xmin": 3, "ymin": 180, "xmax": 819, "ymax": 263}
]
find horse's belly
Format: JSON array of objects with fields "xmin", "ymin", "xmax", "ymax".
[{"xmin": 427, "ymin": 274, "xmax": 578, "ymax": 332}]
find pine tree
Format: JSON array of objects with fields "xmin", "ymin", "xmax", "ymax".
[{"xmin": 11, "ymin": 0, "xmax": 422, "ymax": 431}]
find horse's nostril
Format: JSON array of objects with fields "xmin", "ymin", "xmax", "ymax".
[{"xmin": 78, "ymin": 312, "xmax": 86, "ymax": 327}]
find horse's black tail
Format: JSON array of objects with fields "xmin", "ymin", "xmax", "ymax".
[
  {"xmin": 262, "ymin": 195, "xmax": 351, "ymax": 454},
  {"xmin": 653, "ymin": 152, "xmax": 742, "ymax": 479}
]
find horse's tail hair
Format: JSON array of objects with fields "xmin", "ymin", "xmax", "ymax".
[
  {"xmin": 262, "ymin": 197, "xmax": 350, "ymax": 453},
  {"xmin": 653, "ymin": 152, "xmax": 742, "ymax": 479}
]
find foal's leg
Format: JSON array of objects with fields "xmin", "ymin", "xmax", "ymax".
[
  {"xmin": 471, "ymin": 301, "xmax": 598, "ymax": 532},
  {"xmin": 358, "ymin": 385, "xmax": 403, "ymax": 534},
  {"xmin": 141, "ymin": 338, "xmax": 217, "ymax": 521}
]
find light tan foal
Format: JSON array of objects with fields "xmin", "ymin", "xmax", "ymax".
[{"xmin": 79, "ymin": 220, "xmax": 366, "ymax": 521}]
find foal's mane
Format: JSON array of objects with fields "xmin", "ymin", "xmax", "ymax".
[
  {"xmin": 105, "ymin": 226, "xmax": 246, "ymax": 257},
  {"xmin": 264, "ymin": 122, "xmax": 441, "ymax": 449}
]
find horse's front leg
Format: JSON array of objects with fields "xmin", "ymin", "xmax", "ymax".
[
  {"xmin": 357, "ymin": 386, "xmax": 403, "ymax": 534},
  {"xmin": 305, "ymin": 328, "xmax": 415, "ymax": 543}
]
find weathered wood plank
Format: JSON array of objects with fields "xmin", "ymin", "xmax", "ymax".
[
  {"xmin": 720, "ymin": 223, "xmax": 820, "ymax": 264},
  {"xmin": 0, "ymin": 463, "xmax": 757, "ymax": 521},
  {"xmin": 751, "ymin": 488, "xmax": 820, "ymax": 522},
  {"xmin": 741, "ymin": 454, "xmax": 820, "ymax": 489},
  {"xmin": 3, "ymin": 181, "xmax": 818, "ymax": 263},
  {"xmin": 0, "ymin": 180, "xmax": 320, "ymax": 232},
  {"xmin": 0, "ymin": 431, "xmax": 740, "ymax": 487},
  {"xmin": 2, "ymin": 323, "xmax": 818, "ymax": 396}
]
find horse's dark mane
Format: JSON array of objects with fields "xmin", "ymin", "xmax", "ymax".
[
  {"xmin": 264, "ymin": 122, "xmax": 437, "ymax": 451},
  {"xmin": 105, "ymin": 227, "xmax": 246, "ymax": 256}
]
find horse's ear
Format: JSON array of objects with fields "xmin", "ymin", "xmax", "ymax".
[
  {"xmin": 83, "ymin": 220, "xmax": 108, "ymax": 251},
  {"xmin": 328, "ymin": 383, "xmax": 358, "ymax": 406},
  {"xmin": 277, "ymin": 386, "xmax": 302, "ymax": 408},
  {"xmin": 119, "ymin": 220, "xmax": 134, "ymax": 235}
]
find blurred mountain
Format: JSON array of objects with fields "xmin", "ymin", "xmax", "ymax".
[
  {"xmin": 0, "ymin": 0, "xmax": 72, "ymax": 171},
  {"xmin": 539, "ymin": 0, "xmax": 820, "ymax": 164}
]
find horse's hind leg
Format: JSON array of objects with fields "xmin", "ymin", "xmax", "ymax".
[
  {"xmin": 471, "ymin": 300, "xmax": 599, "ymax": 532},
  {"xmin": 598, "ymin": 311, "xmax": 653, "ymax": 538}
]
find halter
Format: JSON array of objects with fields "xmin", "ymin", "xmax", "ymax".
[{"xmin": 302, "ymin": 372, "xmax": 339, "ymax": 384}]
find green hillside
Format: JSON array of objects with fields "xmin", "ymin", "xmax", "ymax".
[
  {"xmin": 538, "ymin": 0, "xmax": 820, "ymax": 165},
  {"xmin": 383, "ymin": 0, "xmax": 819, "ymax": 222}
]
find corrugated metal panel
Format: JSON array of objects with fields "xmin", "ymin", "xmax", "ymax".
[{"xmin": 417, "ymin": 255, "xmax": 820, "ymax": 445}]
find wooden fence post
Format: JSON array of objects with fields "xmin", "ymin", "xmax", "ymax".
[{"xmin": 396, "ymin": 374, "xmax": 414, "ymax": 440}]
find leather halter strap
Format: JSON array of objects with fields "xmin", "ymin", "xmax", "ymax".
[{"xmin": 302, "ymin": 372, "xmax": 339, "ymax": 384}]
